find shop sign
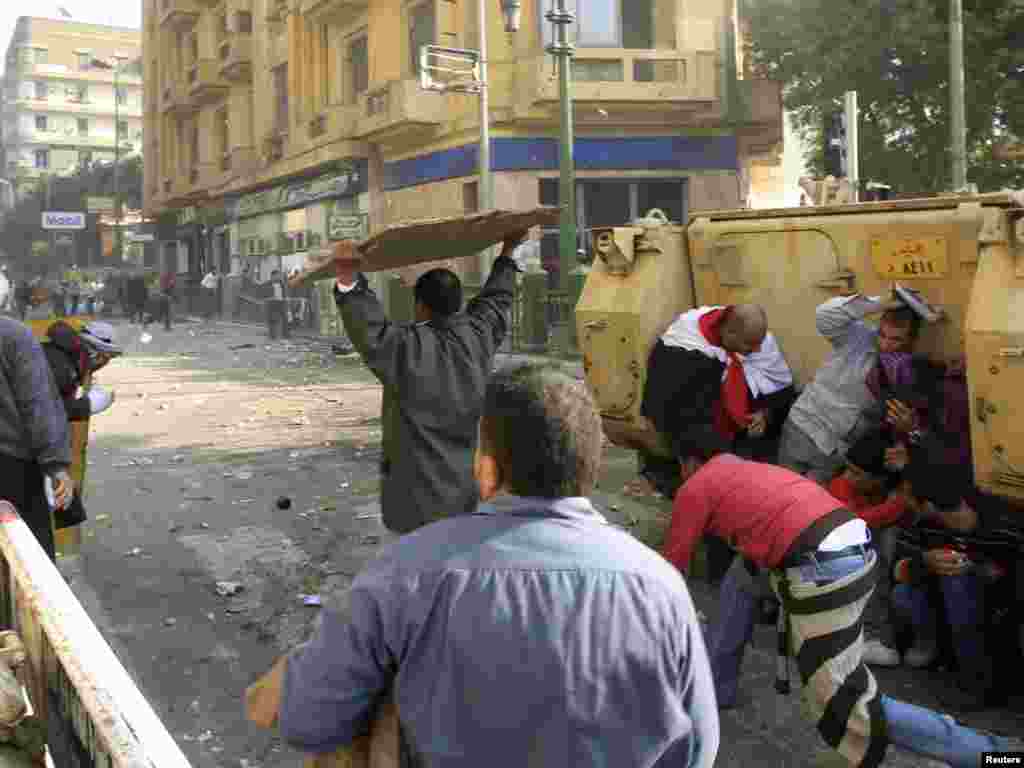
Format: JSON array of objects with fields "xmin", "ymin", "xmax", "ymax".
[
  {"xmin": 328, "ymin": 213, "xmax": 368, "ymax": 241},
  {"xmin": 229, "ymin": 160, "xmax": 367, "ymax": 221}
]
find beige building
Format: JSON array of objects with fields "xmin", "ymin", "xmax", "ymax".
[
  {"xmin": 143, "ymin": 0, "xmax": 782, "ymax": 292},
  {"xmin": 0, "ymin": 17, "xmax": 143, "ymax": 200}
]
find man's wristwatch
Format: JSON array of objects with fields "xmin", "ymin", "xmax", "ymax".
[{"xmin": 907, "ymin": 429, "xmax": 926, "ymax": 445}]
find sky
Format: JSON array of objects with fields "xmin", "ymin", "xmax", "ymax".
[{"xmin": 0, "ymin": 1, "xmax": 142, "ymax": 77}]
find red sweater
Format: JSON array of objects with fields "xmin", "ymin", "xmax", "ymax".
[
  {"xmin": 663, "ymin": 454, "xmax": 843, "ymax": 572},
  {"xmin": 827, "ymin": 476, "xmax": 908, "ymax": 529}
]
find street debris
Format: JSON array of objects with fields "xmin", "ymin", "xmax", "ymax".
[
  {"xmin": 300, "ymin": 595, "xmax": 322, "ymax": 607},
  {"xmin": 199, "ymin": 522, "xmax": 210, "ymax": 529},
  {"xmin": 235, "ymin": 471, "xmax": 254, "ymax": 481},
  {"xmin": 139, "ymin": 333, "xmax": 152, "ymax": 344},
  {"xmin": 126, "ymin": 547, "xmax": 143, "ymax": 557},
  {"xmin": 361, "ymin": 535, "xmax": 381, "ymax": 546},
  {"xmin": 229, "ymin": 344, "xmax": 258, "ymax": 351},
  {"xmin": 355, "ymin": 510, "xmax": 381, "ymax": 520},
  {"xmin": 170, "ymin": 455, "xmax": 186, "ymax": 464},
  {"xmin": 234, "ymin": 498, "xmax": 255, "ymax": 505},
  {"xmin": 276, "ymin": 496, "xmax": 292, "ymax": 510},
  {"xmin": 215, "ymin": 581, "xmax": 244, "ymax": 597},
  {"xmin": 168, "ymin": 522, "xmax": 182, "ymax": 533},
  {"xmin": 184, "ymin": 495, "xmax": 214, "ymax": 502},
  {"xmin": 163, "ymin": 618, "xmax": 177, "ymax": 627}
]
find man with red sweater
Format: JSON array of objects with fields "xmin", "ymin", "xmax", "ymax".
[{"xmin": 664, "ymin": 425, "xmax": 1016, "ymax": 768}]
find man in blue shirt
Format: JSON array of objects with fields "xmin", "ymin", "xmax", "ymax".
[{"xmin": 246, "ymin": 362, "xmax": 719, "ymax": 768}]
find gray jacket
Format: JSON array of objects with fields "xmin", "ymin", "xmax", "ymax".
[
  {"xmin": 0, "ymin": 318, "xmax": 70, "ymax": 471},
  {"xmin": 785, "ymin": 295, "xmax": 884, "ymax": 457},
  {"xmin": 279, "ymin": 495, "xmax": 719, "ymax": 767},
  {"xmin": 336, "ymin": 257, "xmax": 517, "ymax": 533}
]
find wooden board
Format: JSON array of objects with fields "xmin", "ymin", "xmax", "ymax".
[{"xmin": 289, "ymin": 207, "xmax": 562, "ymax": 288}]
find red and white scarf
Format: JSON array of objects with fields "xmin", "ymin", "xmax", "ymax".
[{"xmin": 661, "ymin": 306, "xmax": 793, "ymax": 439}]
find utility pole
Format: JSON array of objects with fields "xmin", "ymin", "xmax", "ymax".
[
  {"xmin": 476, "ymin": 0, "xmax": 493, "ymax": 282},
  {"xmin": 547, "ymin": 0, "xmax": 576, "ymax": 298},
  {"xmin": 113, "ymin": 57, "xmax": 122, "ymax": 265},
  {"xmin": 949, "ymin": 0, "xmax": 967, "ymax": 190},
  {"xmin": 843, "ymin": 91, "xmax": 859, "ymax": 202}
]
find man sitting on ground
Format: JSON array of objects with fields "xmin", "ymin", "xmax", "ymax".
[
  {"xmin": 663, "ymin": 425, "xmax": 1018, "ymax": 768},
  {"xmin": 246, "ymin": 363, "xmax": 719, "ymax": 767}
]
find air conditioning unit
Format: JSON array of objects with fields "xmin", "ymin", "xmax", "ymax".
[
  {"xmin": 277, "ymin": 233, "xmax": 294, "ymax": 254},
  {"xmin": 293, "ymin": 231, "xmax": 305, "ymax": 251}
]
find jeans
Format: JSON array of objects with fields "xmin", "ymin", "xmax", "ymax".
[
  {"xmin": 891, "ymin": 573, "xmax": 990, "ymax": 689},
  {"xmin": 708, "ymin": 556, "xmax": 760, "ymax": 707},
  {"xmin": 777, "ymin": 420, "xmax": 843, "ymax": 486},
  {"xmin": 783, "ymin": 551, "xmax": 1010, "ymax": 768}
]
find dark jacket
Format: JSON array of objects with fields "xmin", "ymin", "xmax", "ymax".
[
  {"xmin": 0, "ymin": 317, "xmax": 70, "ymax": 472},
  {"xmin": 335, "ymin": 257, "xmax": 518, "ymax": 533},
  {"xmin": 42, "ymin": 323, "xmax": 91, "ymax": 423}
]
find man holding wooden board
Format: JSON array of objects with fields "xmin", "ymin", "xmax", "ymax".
[{"xmin": 330, "ymin": 234, "xmax": 523, "ymax": 536}]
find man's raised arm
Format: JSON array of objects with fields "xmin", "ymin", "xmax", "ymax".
[
  {"xmin": 815, "ymin": 295, "xmax": 903, "ymax": 347},
  {"xmin": 465, "ymin": 233, "xmax": 525, "ymax": 348},
  {"xmin": 333, "ymin": 252, "xmax": 403, "ymax": 388}
]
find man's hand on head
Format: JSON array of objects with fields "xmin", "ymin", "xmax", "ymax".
[
  {"xmin": 746, "ymin": 411, "xmax": 767, "ymax": 438},
  {"xmin": 499, "ymin": 230, "xmax": 530, "ymax": 258}
]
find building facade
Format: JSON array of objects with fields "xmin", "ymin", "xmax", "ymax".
[
  {"xmin": 143, "ymin": 0, "xmax": 782, "ymax": 297},
  {"xmin": 0, "ymin": 18, "xmax": 143, "ymax": 201}
]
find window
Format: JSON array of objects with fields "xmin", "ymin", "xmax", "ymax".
[
  {"xmin": 34, "ymin": 48, "xmax": 47, "ymax": 65},
  {"xmin": 78, "ymin": 150, "xmax": 92, "ymax": 167},
  {"xmin": 536, "ymin": 177, "xmax": 686, "ymax": 275},
  {"xmin": 69, "ymin": 84, "xmax": 88, "ymax": 103},
  {"xmin": 236, "ymin": 11, "xmax": 253, "ymax": 33},
  {"xmin": 272, "ymin": 64, "xmax": 289, "ymax": 133},
  {"xmin": 408, "ymin": 2, "xmax": 435, "ymax": 75},
  {"xmin": 34, "ymin": 149, "xmax": 49, "ymax": 169},
  {"xmin": 35, "ymin": 115, "xmax": 47, "ymax": 132},
  {"xmin": 77, "ymin": 52, "xmax": 91, "ymax": 70},
  {"xmin": 216, "ymin": 108, "xmax": 229, "ymax": 158},
  {"xmin": 34, "ymin": 81, "xmax": 47, "ymax": 100},
  {"xmin": 348, "ymin": 35, "xmax": 368, "ymax": 103},
  {"xmin": 116, "ymin": 86, "xmax": 128, "ymax": 105},
  {"xmin": 539, "ymin": 0, "xmax": 661, "ymax": 49},
  {"xmin": 77, "ymin": 118, "xmax": 89, "ymax": 135}
]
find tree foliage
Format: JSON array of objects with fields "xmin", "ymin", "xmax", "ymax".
[
  {"xmin": 744, "ymin": 0, "xmax": 1024, "ymax": 193},
  {"xmin": 1, "ymin": 157, "xmax": 144, "ymax": 273}
]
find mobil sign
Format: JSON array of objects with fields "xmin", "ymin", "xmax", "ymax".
[{"xmin": 42, "ymin": 211, "xmax": 86, "ymax": 230}]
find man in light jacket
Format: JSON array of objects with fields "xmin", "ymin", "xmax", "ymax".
[{"xmin": 247, "ymin": 363, "xmax": 719, "ymax": 768}]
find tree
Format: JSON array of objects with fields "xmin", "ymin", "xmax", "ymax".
[
  {"xmin": 0, "ymin": 157, "xmax": 144, "ymax": 273},
  {"xmin": 744, "ymin": 0, "xmax": 1024, "ymax": 193}
]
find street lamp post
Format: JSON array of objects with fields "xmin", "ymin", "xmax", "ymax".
[
  {"xmin": 113, "ymin": 58, "xmax": 122, "ymax": 265},
  {"xmin": 949, "ymin": 0, "xmax": 967, "ymax": 190},
  {"xmin": 544, "ymin": 0, "xmax": 576, "ymax": 301}
]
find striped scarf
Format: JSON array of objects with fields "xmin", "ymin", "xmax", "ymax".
[{"xmin": 771, "ymin": 553, "xmax": 889, "ymax": 768}]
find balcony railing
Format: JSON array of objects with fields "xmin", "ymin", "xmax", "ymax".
[
  {"xmin": 187, "ymin": 59, "xmax": 230, "ymax": 106},
  {"xmin": 218, "ymin": 37, "xmax": 252, "ymax": 82},
  {"xmin": 516, "ymin": 48, "xmax": 720, "ymax": 120},
  {"xmin": 352, "ymin": 78, "xmax": 444, "ymax": 143},
  {"xmin": 299, "ymin": 0, "xmax": 367, "ymax": 26},
  {"xmin": 159, "ymin": 0, "xmax": 201, "ymax": 29}
]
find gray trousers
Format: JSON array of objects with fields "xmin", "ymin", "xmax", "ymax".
[{"xmin": 777, "ymin": 420, "xmax": 844, "ymax": 486}]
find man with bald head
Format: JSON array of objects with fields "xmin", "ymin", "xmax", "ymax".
[{"xmin": 638, "ymin": 304, "xmax": 795, "ymax": 503}]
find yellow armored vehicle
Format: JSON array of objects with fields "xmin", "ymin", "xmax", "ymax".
[{"xmin": 576, "ymin": 192, "xmax": 1024, "ymax": 505}]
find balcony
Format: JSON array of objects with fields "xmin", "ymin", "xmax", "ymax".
[
  {"xmin": 218, "ymin": 37, "xmax": 252, "ymax": 82},
  {"xmin": 300, "ymin": 0, "xmax": 367, "ymax": 26},
  {"xmin": 515, "ymin": 49, "xmax": 721, "ymax": 123},
  {"xmin": 187, "ymin": 59, "xmax": 230, "ymax": 106},
  {"xmin": 159, "ymin": 0, "xmax": 201, "ymax": 29},
  {"xmin": 307, "ymin": 104, "xmax": 357, "ymax": 142},
  {"xmin": 352, "ymin": 79, "xmax": 444, "ymax": 143},
  {"xmin": 160, "ymin": 79, "xmax": 198, "ymax": 114},
  {"xmin": 265, "ymin": 0, "xmax": 290, "ymax": 23}
]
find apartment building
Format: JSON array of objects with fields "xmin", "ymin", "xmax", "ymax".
[
  {"xmin": 143, "ymin": 0, "xmax": 783, "ymax": 288},
  {"xmin": 0, "ymin": 17, "xmax": 143, "ymax": 201}
]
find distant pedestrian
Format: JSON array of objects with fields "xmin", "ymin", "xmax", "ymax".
[
  {"xmin": 266, "ymin": 270, "xmax": 287, "ymax": 340},
  {"xmin": 159, "ymin": 270, "xmax": 176, "ymax": 330},
  {"xmin": 0, "ymin": 317, "xmax": 73, "ymax": 561},
  {"xmin": 201, "ymin": 268, "xmax": 219, "ymax": 322}
]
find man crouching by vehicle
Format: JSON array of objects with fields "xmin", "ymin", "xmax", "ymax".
[
  {"xmin": 663, "ymin": 424, "xmax": 1019, "ymax": 768},
  {"xmin": 246, "ymin": 363, "xmax": 718, "ymax": 768}
]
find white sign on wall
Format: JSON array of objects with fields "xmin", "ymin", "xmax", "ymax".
[{"xmin": 42, "ymin": 211, "xmax": 86, "ymax": 230}]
